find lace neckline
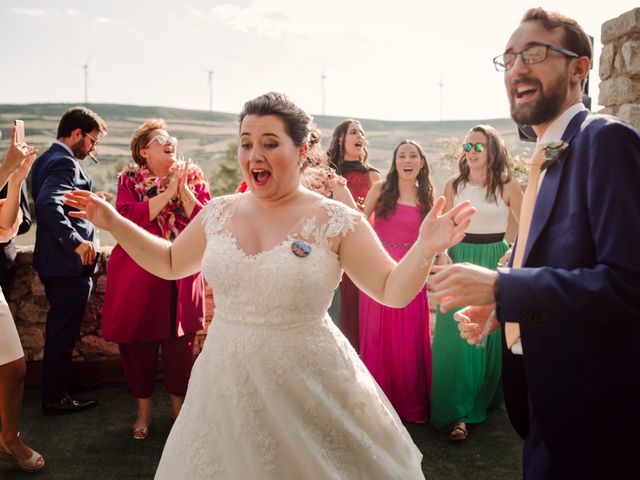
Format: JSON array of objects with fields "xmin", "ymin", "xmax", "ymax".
[{"xmin": 223, "ymin": 195, "xmax": 324, "ymax": 257}]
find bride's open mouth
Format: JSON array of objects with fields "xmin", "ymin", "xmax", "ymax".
[{"xmin": 251, "ymin": 168, "xmax": 272, "ymax": 186}]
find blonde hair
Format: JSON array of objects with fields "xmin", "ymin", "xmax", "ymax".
[{"xmin": 130, "ymin": 118, "xmax": 167, "ymax": 166}]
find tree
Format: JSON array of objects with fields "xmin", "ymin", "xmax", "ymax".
[
  {"xmin": 435, "ymin": 136, "xmax": 461, "ymax": 171},
  {"xmin": 209, "ymin": 142, "xmax": 242, "ymax": 197}
]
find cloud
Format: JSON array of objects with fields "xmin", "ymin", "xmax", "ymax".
[
  {"xmin": 189, "ymin": 7, "xmax": 206, "ymax": 19},
  {"xmin": 10, "ymin": 7, "xmax": 45, "ymax": 16},
  {"xmin": 209, "ymin": 2, "xmax": 297, "ymax": 37},
  {"xmin": 96, "ymin": 17, "xmax": 112, "ymax": 23}
]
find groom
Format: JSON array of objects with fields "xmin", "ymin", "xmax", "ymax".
[{"xmin": 430, "ymin": 8, "xmax": 640, "ymax": 480}]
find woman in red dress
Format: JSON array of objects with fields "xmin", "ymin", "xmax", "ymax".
[
  {"xmin": 326, "ymin": 120, "xmax": 381, "ymax": 351},
  {"xmin": 102, "ymin": 119, "xmax": 211, "ymax": 440}
]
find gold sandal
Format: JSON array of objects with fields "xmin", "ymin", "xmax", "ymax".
[{"xmin": 0, "ymin": 438, "xmax": 45, "ymax": 472}]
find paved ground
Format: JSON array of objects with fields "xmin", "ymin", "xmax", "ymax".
[{"xmin": 1, "ymin": 382, "xmax": 522, "ymax": 479}]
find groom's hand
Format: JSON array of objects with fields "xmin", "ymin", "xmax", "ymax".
[{"xmin": 430, "ymin": 263, "xmax": 497, "ymax": 312}]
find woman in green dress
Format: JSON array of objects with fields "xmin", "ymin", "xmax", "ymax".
[{"xmin": 430, "ymin": 125, "xmax": 522, "ymax": 440}]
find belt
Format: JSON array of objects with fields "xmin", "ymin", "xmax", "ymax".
[{"xmin": 462, "ymin": 233, "xmax": 505, "ymax": 244}]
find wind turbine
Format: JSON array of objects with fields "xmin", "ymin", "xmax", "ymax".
[
  {"xmin": 320, "ymin": 69, "xmax": 327, "ymax": 116},
  {"xmin": 203, "ymin": 67, "xmax": 214, "ymax": 112},
  {"xmin": 82, "ymin": 53, "xmax": 95, "ymax": 104},
  {"xmin": 438, "ymin": 74, "xmax": 444, "ymax": 121}
]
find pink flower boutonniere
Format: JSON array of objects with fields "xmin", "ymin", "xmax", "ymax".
[{"xmin": 540, "ymin": 140, "xmax": 570, "ymax": 172}]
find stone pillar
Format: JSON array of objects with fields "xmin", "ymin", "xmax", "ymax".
[{"xmin": 599, "ymin": 8, "xmax": 640, "ymax": 130}]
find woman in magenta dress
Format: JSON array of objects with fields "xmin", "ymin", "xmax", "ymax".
[
  {"xmin": 102, "ymin": 119, "xmax": 211, "ymax": 439},
  {"xmin": 359, "ymin": 140, "xmax": 435, "ymax": 423},
  {"xmin": 327, "ymin": 119, "xmax": 381, "ymax": 351}
]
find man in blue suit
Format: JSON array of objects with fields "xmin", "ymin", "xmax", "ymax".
[
  {"xmin": 31, "ymin": 107, "xmax": 107, "ymax": 415},
  {"xmin": 430, "ymin": 8, "xmax": 640, "ymax": 479}
]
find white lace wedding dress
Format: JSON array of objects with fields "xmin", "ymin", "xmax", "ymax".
[{"xmin": 155, "ymin": 195, "xmax": 425, "ymax": 479}]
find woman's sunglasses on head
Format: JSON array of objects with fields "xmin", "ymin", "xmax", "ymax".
[{"xmin": 463, "ymin": 143, "xmax": 485, "ymax": 153}]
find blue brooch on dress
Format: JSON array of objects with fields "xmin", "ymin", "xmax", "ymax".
[{"xmin": 291, "ymin": 240, "xmax": 312, "ymax": 258}]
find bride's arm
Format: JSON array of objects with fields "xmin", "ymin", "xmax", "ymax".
[
  {"xmin": 65, "ymin": 190, "xmax": 206, "ymax": 280},
  {"xmin": 339, "ymin": 196, "xmax": 473, "ymax": 308}
]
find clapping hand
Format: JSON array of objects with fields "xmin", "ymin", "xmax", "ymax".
[{"xmin": 418, "ymin": 196, "xmax": 474, "ymax": 256}]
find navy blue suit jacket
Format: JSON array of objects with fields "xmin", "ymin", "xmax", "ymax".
[
  {"xmin": 497, "ymin": 111, "xmax": 640, "ymax": 476},
  {"xmin": 31, "ymin": 143, "xmax": 95, "ymax": 276}
]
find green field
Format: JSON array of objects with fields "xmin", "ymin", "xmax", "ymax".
[{"xmin": 2, "ymin": 102, "xmax": 532, "ymax": 246}]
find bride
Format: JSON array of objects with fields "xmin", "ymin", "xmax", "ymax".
[{"xmin": 65, "ymin": 92, "xmax": 474, "ymax": 479}]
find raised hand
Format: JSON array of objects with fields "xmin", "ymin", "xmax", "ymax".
[
  {"xmin": 64, "ymin": 190, "xmax": 120, "ymax": 231},
  {"xmin": 3, "ymin": 125, "xmax": 37, "ymax": 176},
  {"xmin": 9, "ymin": 148, "xmax": 37, "ymax": 185},
  {"xmin": 454, "ymin": 305, "xmax": 499, "ymax": 345},
  {"xmin": 418, "ymin": 196, "xmax": 474, "ymax": 256}
]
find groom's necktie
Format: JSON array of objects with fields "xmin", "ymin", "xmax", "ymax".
[{"xmin": 504, "ymin": 144, "xmax": 545, "ymax": 350}]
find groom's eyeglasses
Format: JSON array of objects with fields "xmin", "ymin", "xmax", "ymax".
[{"xmin": 463, "ymin": 142, "xmax": 486, "ymax": 153}]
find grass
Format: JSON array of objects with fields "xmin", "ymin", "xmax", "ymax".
[{"xmin": 1, "ymin": 382, "xmax": 523, "ymax": 479}]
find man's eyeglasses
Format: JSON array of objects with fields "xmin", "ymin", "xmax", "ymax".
[
  {"xmin": 493, "ymin": 43, "xmax": 579, "ymax": 72},
  {"xmin": 146, "ymin": 134, "xmax": 177, "ymax": 147},
  {"xmin": 463, "ymin": 142, "xmax": 486, "ymax": 153},
  {"xmin": 84, "ymin": 132, "xmax": 99, "ymax": 146}
]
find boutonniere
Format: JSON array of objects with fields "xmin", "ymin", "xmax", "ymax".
[{"xmin": 540, "ymin": 140, "xmax": 570, "ymax": 172}]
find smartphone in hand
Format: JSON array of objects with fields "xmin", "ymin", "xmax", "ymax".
[{"xmin": 14, "ymin": 120, "xmax": 25, "ymax": 144}]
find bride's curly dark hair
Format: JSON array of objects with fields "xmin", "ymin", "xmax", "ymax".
[{"xmin": 375, "ymin": 140, "xmax": 434, "ymax": 220}]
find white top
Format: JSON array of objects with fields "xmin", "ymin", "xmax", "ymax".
[{"xmin": 454, "ymin": 183, "xmax": 509, "ymax": 234}]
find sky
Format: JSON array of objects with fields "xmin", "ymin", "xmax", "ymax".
[{"xmin": 0, "ymin": 0, "xmax": 637, "ymax": 122}]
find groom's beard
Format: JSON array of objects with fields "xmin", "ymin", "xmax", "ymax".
[{"xmin": 509, "ymin": 68, "xmax": 569, "ymax": 126}]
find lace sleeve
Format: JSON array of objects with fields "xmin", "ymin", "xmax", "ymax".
[
  {"xmin": 313, "ymin": 199, "xmax": 364, "ymax": 245},
  {"xmin": 201, "ymin": 195, "xmax": 235, "ymax": 239}
]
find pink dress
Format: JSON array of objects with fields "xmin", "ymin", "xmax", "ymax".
[{"xmin": 359, "ymin": 204, "xmax": 431, "ymax": 423}]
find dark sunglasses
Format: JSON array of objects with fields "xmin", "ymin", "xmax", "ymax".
[{"xmin": 463, "ymin": 143, "xmax": 486, "ymax": 153}]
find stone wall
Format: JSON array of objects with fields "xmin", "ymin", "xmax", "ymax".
[
  {"xmin": 599, "ymin": 8, "xmax": 640, "ymax": 130},
  {"xmin": 9, "ymin": 246, "xmax": 214, "ymax": 363}
]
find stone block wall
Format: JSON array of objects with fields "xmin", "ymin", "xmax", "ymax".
[
  {"xmin": 599, "ymin": 8, "xmax": 640, "ymax": 130},
  {"xmin": 9, "ymin": 246, "xmax": 214, "ymax": 363}
]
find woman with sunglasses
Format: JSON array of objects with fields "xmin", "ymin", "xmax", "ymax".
[
  {"xmin": 430, "ymin": 124, "xmax": 522, "ymax": 441},
  {"xmin": 101, "ymin": 119, "xmax": 211, "ymax": 440},
  {"xmin": 326, "ymin": 119, "xmax": 381, "ymax": 350}
]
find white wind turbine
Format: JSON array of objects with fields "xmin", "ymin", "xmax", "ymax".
[
  {"xmin": 320, "ymin": 69, "xmax": 327, "ymax": 116},
  {"xmin": 203, "ymin": 67, "xmax": 214, "ymax": 112},
  {"xmin": 81, "ymin": 53, "xmax": 95, "ymax": 104}
]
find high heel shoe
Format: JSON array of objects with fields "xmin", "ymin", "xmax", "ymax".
[
  {"xmin": 132, "ymin": 425, "xmax": 149, "ymax": 440},
  {"xmin": 0, "ymin": 438, "xmax": 45, "ymax": 472}
]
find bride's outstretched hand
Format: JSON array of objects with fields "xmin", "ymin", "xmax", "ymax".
[
  {"xmin": 418, "ymin": 196, "xmax": 474, "ymax": 255},
  {"xmin": 64, "ymin": 190, "xmax": 119, "ymax": 231}
]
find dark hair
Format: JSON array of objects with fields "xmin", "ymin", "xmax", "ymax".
[
  {"xmin": 522, "ymin": 8, "xmax": 592, "ymax": 88},
  {"xmin": 239, "ymin": 92, "xmax": 324, "ymax": 168},
  {"xmin": 130, "ymin": 118, "xmax": 167, "ymax": 166},
  {"xmin": 452, "ymin": 125, "xmax": 511, "ymax": 203},
  {"xmin": 57, "ymin": 106, "xmax": 108, "ymax": 139},
  {"xmin": 375, "ymin": 140, "xmax": 434, "ymax": 221},
  {"xmin": 326, "ymin": 119, "xmax": 370, "ymax": 173}
]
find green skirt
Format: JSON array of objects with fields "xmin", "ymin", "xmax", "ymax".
[{"xmin": 430, "ymin": 239, "xmax": 508, "ymax": 432}]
